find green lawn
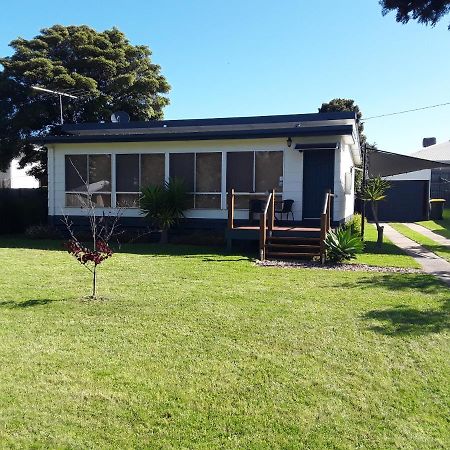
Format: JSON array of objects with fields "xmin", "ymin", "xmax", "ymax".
[
  {"xmin": 355, "ymin": 223, "xmax": 420, "ymax": 269},
  {"xmin": 417, "ymin": 208, "xmax": 450, "ymax": 240},
  {"xmin": 390, "ymin": 223, "xmax": 450, "ymax": 263},
  {"xmin": 0, "ymin": 238, "xmax": 448, "ymax": 449}
]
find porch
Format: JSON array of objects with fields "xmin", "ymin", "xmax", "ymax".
[{"xmin": 226, "ymin": 189, "xmax": 334, "ymax": 262}]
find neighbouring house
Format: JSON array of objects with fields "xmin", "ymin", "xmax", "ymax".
[
  {"xmin": 374, "ymin": 138, "xmax": 450, "ymax": 221},
  {"xmin": 0, "ymin": 166, "xmax": 11, "ymax": 188},
  {"xmin": 35, "ymin": 112, "xmax": 361, "ymax": 258},
  {"xmin": 411, "ymin": 139, "xmax": 450, "ymax": 202}
]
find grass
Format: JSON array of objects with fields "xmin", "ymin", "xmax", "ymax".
[
  {"xmin": 0, "ymin": 237, "xmax": 448, "ymax": 448},
  {"xmin": 390, "ymin": 223, "xmax": 450, "ymax": 263},
  {"xmin": 354, "ymin": 223, "xmax": 420, "ymax": 269},
  {"xmin": 417, "ymin": 208, "xmax": 450, "ymax": 240}
]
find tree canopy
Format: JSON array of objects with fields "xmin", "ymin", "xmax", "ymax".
[
  {"xmin": 380, "ymin": 0, "xmax": 450, "ymax": 29},
  {"xmin": 318, "ymin": 98, "xmax": 366, "ymax": 145},
  {"xmin": 0, "ymin": 25, "xmax": 170, "ymax": 182}
]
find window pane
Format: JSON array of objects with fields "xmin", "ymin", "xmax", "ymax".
[
  {"xmin": 117, "ymin": 193, "xmax": 139, "ymax": 208},
  {"xmin": 65, "ymin": 193, "xmax": 88, "ymax": 207},
  {"xmin": 226, "ymin": 152, "xmax": 254, "ymax": 192},
  {"xmin": 65, "ymin": 155, "xmax": 87, "ymax": 191},
  {"xmin": 255, "ymin": 151, "xmax": 283, "ymax": 192},
  {"xmin": 116, "ymin": 154, "xmax": 139, "ymax": 192},
  {"xmin": 196, "ymin": 153, "xmax": 221, "ymax": 192},
  {"xmin": 195, "ymin": 194, "xmax": 221, "ymax": 209},
  {"xmin": 141, "ymin": 154, "xmax": 165, "ymax": 188},
  {"xmin": 89, "ymin": 155, "xmax": 111, "ymax": 192},
  {"xmin": 169, "ymin": 153, "xmax": 194, "ymax": 191},
  {"xmin": 91, "ymin": 194, "xmax": 111, "ymax": 207}
]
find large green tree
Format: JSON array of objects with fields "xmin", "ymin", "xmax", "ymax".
[
  {"xmin": 380, "ymin": 0, "xmax": 450, "ymax": 29},
  {"xmin": 0, "ymin": 25, "xmax": 170, "ymax": 182},
  {"xmin": 318, "ymin": 98, "xmax": 366, "ymax": 145}
]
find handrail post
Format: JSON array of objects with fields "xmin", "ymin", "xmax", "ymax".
[
  {"xmin": 228, "ymin": 188, "xmax": 235, "ymax": 229},
  {"xmin": 320, "ymin": 213, "xmax": 327, "ymax": 264},
  {"xmin": 327, "ymin": 189, "xmax": 331, "ymax": 231},
  {"xmin": 260, "ymin": 212, "xmax": 267, "ymax": 261},
  {"xmin": 269, "ymin": 190, "xmax": 275, "ymax": 233}
]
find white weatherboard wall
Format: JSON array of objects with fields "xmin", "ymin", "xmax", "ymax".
[
  {"xmin": 335, "ymin": 141, "xmax": 356, "ymax": 222},
  {"xmin": 48, "ymin": 135, "xmax": 355, "ymax": 222}
]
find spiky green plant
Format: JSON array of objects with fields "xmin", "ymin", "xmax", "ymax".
[
  {"xmin": 140, "ymin": 178, "xmax": 189, "ymax": 242},
  {"xmin": 325, "ymin": 227, "xmax": 364, "ymax": 263}
]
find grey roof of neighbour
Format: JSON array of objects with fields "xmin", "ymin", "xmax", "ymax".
[
  {"xmin": 32, "ymin": 112, "xmax": 358, "ymax": 144},
  {"xmin": 412, "ymin": 140, "xmax": 450, "ymax": 163}
]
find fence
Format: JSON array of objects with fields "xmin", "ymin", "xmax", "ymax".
[{"xmin": 0, "ymin": 188, "xmax": 48, "ymax": 234}]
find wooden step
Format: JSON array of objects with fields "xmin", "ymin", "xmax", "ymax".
[
  {"xmin": 266, "ymin": 243, "xmax": 319, "ymax": 250},
  {"xmin": 266, "ymin": 251, "xmax": 320, "ymax": 258},
  {"xmin": 268, "ymin": 236, "xmax": 320, "ymax": 242}
]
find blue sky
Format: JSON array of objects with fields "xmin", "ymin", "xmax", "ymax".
[{"xmin": 1, "ymin": 0, "xmax": 450, "ymax": 154}]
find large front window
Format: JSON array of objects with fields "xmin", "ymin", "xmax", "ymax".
[
  {"xmin": 65, "ymin": 154, "xmax": 111, "ymax": 207},
  {"xmin": 64, "ymin": 150, "xmax": 283, "ymax": 210}
]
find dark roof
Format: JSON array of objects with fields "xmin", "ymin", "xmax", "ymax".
[
  {"xmin": 368, "ymin": 149, "xmax": 450, "ymax": 177},
  {"xmin": 32, "ymin": 112, "xmax": 357, "ymax": 144}
]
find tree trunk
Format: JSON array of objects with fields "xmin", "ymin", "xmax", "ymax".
[
  {"xmin": 92, "ymin": 265, "xmax": 97, "ymax": 299},
  {"xmin": 376, "ymin": 225, "xmax": 384, "ymax": 248},
  {"xmin": 371, "ymin": 201, "xmax": 384, "ymax": 249},
  {"xmin": 160, "ymin": 229, "xmax": 168, "ymax": 244}
]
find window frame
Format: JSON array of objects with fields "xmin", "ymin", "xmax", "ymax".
[
  {"xmin": 226, "ymin": 150, "xmax": 284, "ymax": 209},
  {"xmin": 64, "ymin": 154, "xmax": 112, "ymax": 208},
  {"xmin": 115, "ymin": 153, "xmax": 166, "ymax": 209},
  {"xmin": 170, "ymin": 151, "xmax": 223, "ymax": 210}
]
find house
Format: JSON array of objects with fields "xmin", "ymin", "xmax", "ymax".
[
  {"xmin": 37, "ymin": 112, "xmax": 361, "ymax": 258},
  {"xmin": 411, "ymin": 139, "xmax": 450, "ymax": 202},
  {"xmin": 375, "ymin": 138, "xmax": 450, "ymax": 221}
]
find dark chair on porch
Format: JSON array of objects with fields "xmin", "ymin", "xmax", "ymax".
[
  {"xmin": 249, "ymin": 199, "xmax": 264, "ymax": 223},
  {"xmin": 275, "ymin": 199, "xmax": 294, "ymax": 221}
]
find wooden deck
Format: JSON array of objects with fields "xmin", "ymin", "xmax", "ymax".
[{"xmin": 232, "ymin": 225, "xmax": 321, "ymax": 232}]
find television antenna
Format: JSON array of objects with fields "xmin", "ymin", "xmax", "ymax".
[{"xmin": 32, "ymin": 86, "xmax": 78, "ymax": 124}]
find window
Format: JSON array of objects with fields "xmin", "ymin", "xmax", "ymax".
[
  {"xmin": 65, "ymin": 155, "xmax": 111, "ymax": 207},
  {"xmin": 170, "ymin": 152, "xmax": 222, "ymax": 209},
  {"xmin": 115, "ymin": 153, "xmax": 166, "ymax": 208},
  {"xmin": 116, "ymin": 154, "xmax": 140, "ymax": 208},
  {"xmin": 227, "ymin": 151, "xmax": 283, "ymax": 208}
]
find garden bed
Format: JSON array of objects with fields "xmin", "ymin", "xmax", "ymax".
[{"xmin": 256, "ymin": 259, "xmax": 421, "ymax": 273}]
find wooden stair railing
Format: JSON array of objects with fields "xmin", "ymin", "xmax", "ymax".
[
  {"xmin": 259, "ymin": 190, "xmax": 275, "ymax": 261},
  {"xmin": 227, "ymin": 189, "xmax": 235, "ymax": 230},
  {"xmin": 320, "ymin": 190, "xmax": 334, "ymax": 264}
]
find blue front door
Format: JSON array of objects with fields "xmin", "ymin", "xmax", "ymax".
[{"xmin": 302, "ymin": 150, "xmax": 335, "ymax": 219}]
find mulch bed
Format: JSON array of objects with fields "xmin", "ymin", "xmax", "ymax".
[{"xmin": 256, "ymin": 259, "xmax": 421, "ymax": 273}]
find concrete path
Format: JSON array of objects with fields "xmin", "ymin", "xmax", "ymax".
[
  {"xmin": 382, "ymin": 223, "xmax": 450, "ymax": 286},
  {"xmin": 404, "ymin": 222, "xmax": 450, "ymax": 248}
]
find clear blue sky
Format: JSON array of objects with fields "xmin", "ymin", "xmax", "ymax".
[{"xmin": 1, "ymin": 0, "xmax": 449, "ymax": 154}]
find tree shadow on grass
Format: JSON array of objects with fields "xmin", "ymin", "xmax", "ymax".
[
  {"xmin": 363, "ymin": 303, "xmax": 449, "ymax": 336},
  {"xmin": 363, "ymin": 240, "xmax": 408, "ymax": 256},
  {"xmin": 0, "ymin": 298, "xmax": 63, "ymax": 308},
  {"xmin": 340, "ymin": 273, "xmax": 448, "ymax": 295}
]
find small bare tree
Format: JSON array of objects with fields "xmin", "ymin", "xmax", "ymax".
[{"xmin": 62, "ymin": 159, "xmax": 122, "ymax": 299}]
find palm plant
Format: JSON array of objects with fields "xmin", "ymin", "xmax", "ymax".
[
  {"xmin": 140, "ymin": 178, "xmax": 189, "ymax": 243},
  {"xmin": 361, "ymin": 176, "xmax": 390, "ymax": 247}
]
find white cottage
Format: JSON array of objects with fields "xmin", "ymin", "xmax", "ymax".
[{"xmin": 39, "ymin": 112, "xmax": 361, "ymax": 258}]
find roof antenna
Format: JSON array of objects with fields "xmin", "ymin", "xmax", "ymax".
[{"xmin": 32, "ymin": 86, "xmax": 78, "ymax": 124}]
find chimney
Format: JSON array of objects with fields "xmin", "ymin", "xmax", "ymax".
[{"xmin": 423, "ymin": 137, "xmax": 436, "ymax": 148}]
